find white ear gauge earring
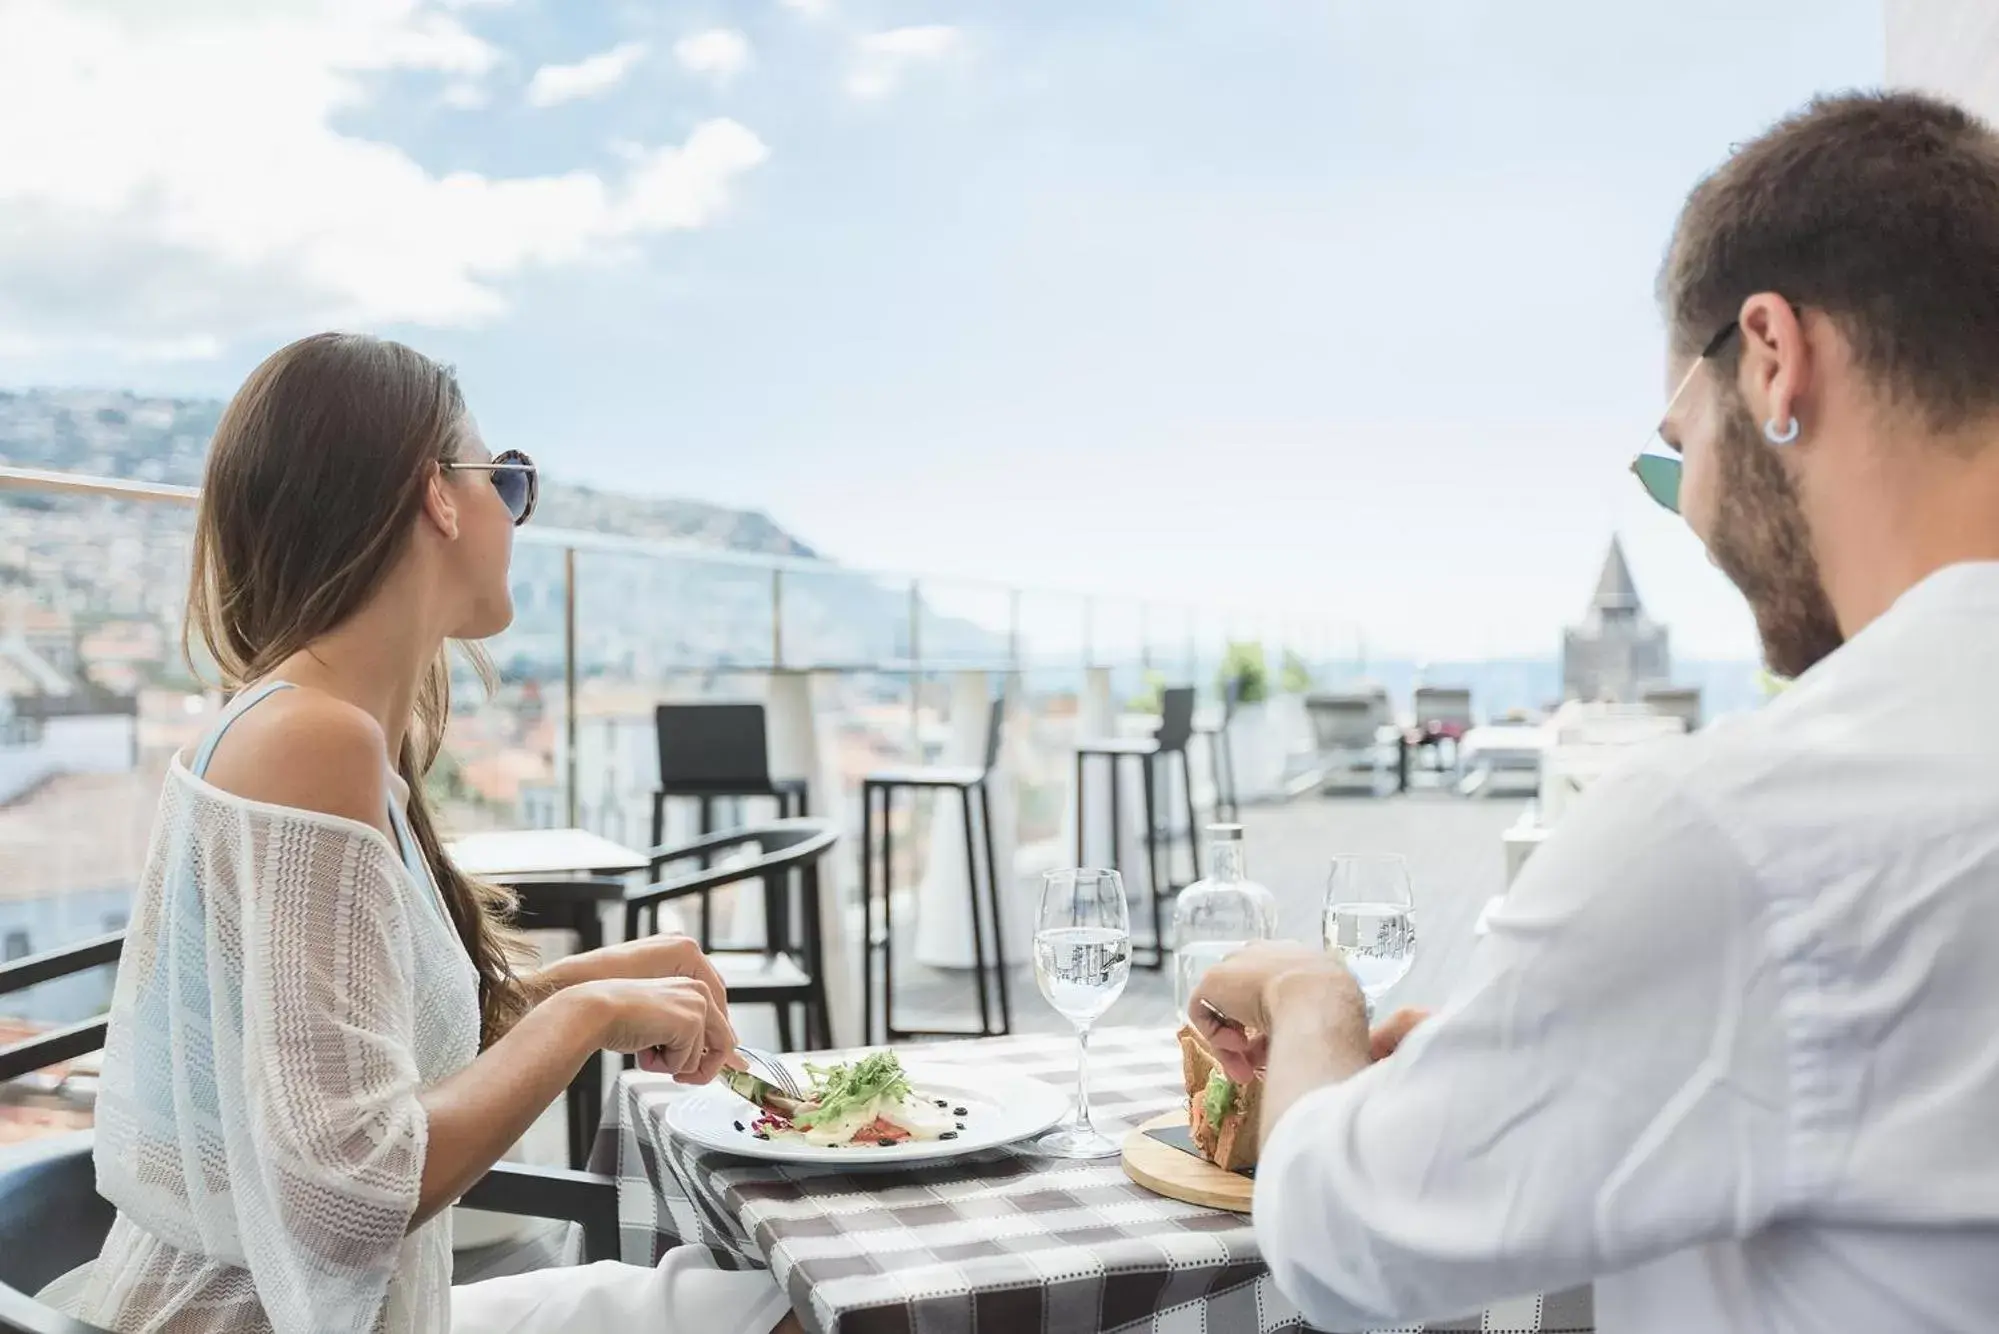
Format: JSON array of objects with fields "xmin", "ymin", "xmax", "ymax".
[{"xmin": 1763, "ymin": 415, "xmax": 1800, "ymax": 445}]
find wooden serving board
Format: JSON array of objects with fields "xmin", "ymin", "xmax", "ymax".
[{"xmin": 1121, "ymin": 1109, "xmax": 1254, "ymax": 1213}]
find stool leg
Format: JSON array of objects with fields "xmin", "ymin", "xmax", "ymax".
[
  {"xmin": 774, "ymin": 999, "xmax": 796, "ymax": 1052},
  {"xmin": 960, "ymin": 785, "xmax": 994, "ymax": 1036},
  {"xmin": 1073, "ymin": 751, "xmax": 1086, "ymax": 864},
  {"xmin": 1141, "ymin": 753, "xmax": 1164, "ymax": 968},
  {"xmin": 698, "ymin": 796, "xmax": 714, "ymax": 950},
  {"xmin": 1208, "ymin": 737, "xmax": 1225, "ymax": 826},
  {"xmin": 883, "ymin": 785, "xmax": 898, "ymax": 1041},
  {"xmin": 1221, "ymin": 726, "xmax": 1238, "ymax": 820},
  {"xmin": 569, "ymin": 902, "xmax": 604, "ymax": 1169},
  {"xmin": 650, "ymin": 791, "xmax": 665, "ymax": 849},
  {"xmin": 1181, "ymin": 748, "xmax": 1201, "ymax": 882},
  {"xmin": 802, "ymin": 864, "xmax": 832, "ymax": 1049},
  {"xmin": 861, "ymin": 783, "xmax": 877, "ymax": 1046},
  {"xmin": 1109, "ymin": 753, "xmax": 1123, "ymax": 877},
  {"xmin": 978, "ymin": 780, "xmax": 1012, "ymax": 1035}
]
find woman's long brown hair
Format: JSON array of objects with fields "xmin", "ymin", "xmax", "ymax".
[{"xmin": 185, "ymin": 332, "xmax": 537, "ymax": 1046}]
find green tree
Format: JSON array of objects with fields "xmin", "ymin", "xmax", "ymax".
[{"xmin": 1219, "ymin": 642, "xmax": 1268, "ymax": 705}]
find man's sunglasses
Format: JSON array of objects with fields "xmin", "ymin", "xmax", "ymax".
[
  {"xmin": 1630, "ymin": 320, "xmax": 1739, "ymax": 514},
  {"xmin": 443, "ymin": 449, "xmax": 538, "ymax": 526}
]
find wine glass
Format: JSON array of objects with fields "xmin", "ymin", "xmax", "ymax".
[
  {"xmin": 1323, "ymin": 854, "xmax": 1417, "ymax": 1017},
  {"xmin": 1032, "ymin": 868, "xmax": 1132, "ymax": 1158}
]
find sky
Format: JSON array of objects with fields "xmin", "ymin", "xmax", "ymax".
[{"xmin": 0, "ymin": 0, "xmax": 1890, "ymax": 660}]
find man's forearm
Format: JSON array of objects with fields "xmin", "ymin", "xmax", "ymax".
[{"xmin": 1258, "ymin": 972, "xmax": 1373, "ymax": 1151}]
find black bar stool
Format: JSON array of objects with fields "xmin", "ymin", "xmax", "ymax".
[
  {"xmin": 1074, "ymin": 685, "xmax": 1201, "ymax": 970},
  {"xmin": 650, "ymin": 702, "xmax": 809, "ymax": 950},
  {"xmin": 860, "ymin": 697, "xmax": 1011, "ymax": 1043}
]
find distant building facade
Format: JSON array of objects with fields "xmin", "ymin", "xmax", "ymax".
[{"xmin": 1562, "ymin": 538, "xmax": 1670, "ymax": 703}]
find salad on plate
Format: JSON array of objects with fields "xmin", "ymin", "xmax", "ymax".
[{"xmin": 721, "ymin": 1051, "xmax": 966, "ymax": 1148}]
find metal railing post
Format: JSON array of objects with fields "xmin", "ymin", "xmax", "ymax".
[
  {"xmin": 908, "ymin": 579, "xmax": 922, "ymax": 754},
  {"xmin": 563, "ymin": 546, "xmax": 579, "ymax": 829},
  {"xmin": 771, "ymin": 566, "xmax": 785, "ymax": 669}
]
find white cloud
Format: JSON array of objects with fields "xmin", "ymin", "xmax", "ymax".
[
  {"xmin": 779, "ymin": 0, "xmax": 832, "ymax": 18},
  {"xmin": 845, "ymin": 25, "xmax": 961, "ymax": 101},
  {"xmin": 440, "ymin": 79, "xmax": 490, "ymax": 109},
  {"xmin": 673, "ymin": 29, "xmax": 752, "ymax": 84},
  {"xmin": 0, "ymin": 1, "xmax": 768, "ymax": 358},
  {"xmin": 526, "ymin": 40, "xmax": 647, "ymax": 108}
]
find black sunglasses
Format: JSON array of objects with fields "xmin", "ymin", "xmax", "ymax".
[
  {"xmin": 1629, "ymin": 320, "xmax": 1739, "ymax": 515},
  {"xmin": 443, "ymin": 448, "xmax": 538, "ymax": 526}
]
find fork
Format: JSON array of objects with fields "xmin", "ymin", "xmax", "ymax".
[{"xmin": 735, "ymin": 1045, "xmax": 804, "ymax": 1100}]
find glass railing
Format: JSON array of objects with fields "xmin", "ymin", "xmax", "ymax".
[{"xmin": 1, "ymin": 463, "xmax": 1358, "ymax": 1128}]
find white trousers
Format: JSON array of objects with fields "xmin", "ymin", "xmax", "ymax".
[{"xmin": 450, "ymin": 1247, "xmax": 789, "ymax": 1334}]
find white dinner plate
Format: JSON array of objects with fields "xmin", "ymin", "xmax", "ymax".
[{"xmin": 665, "ymin": 1062, "xmax": 1070, "ymax": 1167}]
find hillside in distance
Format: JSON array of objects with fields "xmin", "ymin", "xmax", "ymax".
[
  {"xmin": 0, "ymin": 389, "xmax": 817, "ymax": 558},
  {"xmin": 1, "ymin": 389, "xmax": 1001, "ymax": 681}
]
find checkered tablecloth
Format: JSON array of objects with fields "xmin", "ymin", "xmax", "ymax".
[{"xmin": 594, "ymin": 1027, "xmax": 1594, "ymax": 1334}]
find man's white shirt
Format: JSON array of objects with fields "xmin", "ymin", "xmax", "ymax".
[{"xmin": 1257, "ymin": 562, "xmax": 1999, "ymax": 1333}]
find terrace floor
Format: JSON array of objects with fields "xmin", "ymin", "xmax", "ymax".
[{"xmin": 895, "ymin": 789, "xmax": 1531, "ymax": 1035}]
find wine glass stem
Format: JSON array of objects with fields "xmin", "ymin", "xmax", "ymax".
[{"xmin": 1073, "ymin": 1023, "xmax": 1094, "ymax": 1131}]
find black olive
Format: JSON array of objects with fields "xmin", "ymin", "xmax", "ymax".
[
  {"xmin": 953, "ymin": 1106, "xmax": 968, "ymax": 1117},
  {"xmin": 955, "ymin": 1122, "xmax": 965, "ymax": 1131},
  {"xmin": 733, "ymin": 1120, "xmax": 745, "ymax": 1132},
  {"xmin": 878, "ymin": 1138, "xmax": 896, "ymax": 1147},
  {"xmin": 934, "ymin": 1099, "xmax": 948, "ymax": 1108},
  {"xmin": 940, "ymin": 1131, "xmax": 958, "ymax": 1140}
]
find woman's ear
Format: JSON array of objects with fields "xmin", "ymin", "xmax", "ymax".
[{"xmin": 421, "ymin": 465, "xmax": 461, "ymax": 541}]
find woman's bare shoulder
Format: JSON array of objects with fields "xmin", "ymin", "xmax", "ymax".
[{"xmin": 196, "ymin": 687, "xmax": 393, "ymax": 833}]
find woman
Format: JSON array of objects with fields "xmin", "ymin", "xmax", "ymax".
[{"xmin": 63, "ymin": 333, "xmax": 794, "ymax": 1333}]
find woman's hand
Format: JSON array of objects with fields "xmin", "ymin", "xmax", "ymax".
[
  {"xmin": 540, "ymin": 934, "xmax": 728, "ymax": 1016},
  {"xmin": 577, "ymin": 976, "xmax": 736, "ymax": 1084}
]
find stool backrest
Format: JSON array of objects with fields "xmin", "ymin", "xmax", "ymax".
[
  {"xmin": 1155, "ymin": 687, "xmax": 1196, "ymax": 751},
  {"xmin": 655, "ymin": 703, "xmax": 772, "ymax": 787}
]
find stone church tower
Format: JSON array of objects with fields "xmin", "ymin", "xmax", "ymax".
[{"xmin": 1562, "ymin": 538, "xmax": 1670, "ymax": 703}]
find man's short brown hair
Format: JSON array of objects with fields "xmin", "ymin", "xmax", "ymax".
[{"xmin": 1661, "ymin": 91, "xmax": 1999, "ymax": 432}]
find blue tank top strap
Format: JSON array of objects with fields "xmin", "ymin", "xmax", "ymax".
[
  {"xmin": 384, "ymin": 790, "xmax": 429, "ymax": 882},
  {"xmin": 191, "ymin": 680, "xmax": 428, "ymax": 887},
  {"xmin": 189, "ymin": 680, "xmax": 296, "ymax": 778}
]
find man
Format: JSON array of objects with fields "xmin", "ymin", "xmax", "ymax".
[{"xmin": 1193, "ymin": 91, "xmax": 1999, "ymax": 1333}]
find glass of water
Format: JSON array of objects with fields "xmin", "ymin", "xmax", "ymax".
[
  {"xmin": 1324, "ymin": 854, "xmax": 1417, "ymax": 1017},
  {"xmin": 1033, "ymin": 868, "xmax": 1132, "ymax": 1158}
]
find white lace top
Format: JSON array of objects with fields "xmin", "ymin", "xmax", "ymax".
[{"xmin": 74, "ymin": 682, "xmax": 482, "ymax": 1333}]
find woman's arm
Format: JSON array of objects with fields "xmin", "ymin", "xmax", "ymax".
[
  {"xmin": 411, "ymin": 985, "xmax": 605, "ymax": 1225},
  {"xmin": 410, "ymin": 975, "xmax": 728, "ymax": 1224},
  {"xmin": 530, "ymin": 932, "xmax": 726, "ymax": 1002}
]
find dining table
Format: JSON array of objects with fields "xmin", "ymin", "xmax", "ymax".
[{"xmin": 594, "ymin": 1026, "xmax": 1595, "ymax": 1334}]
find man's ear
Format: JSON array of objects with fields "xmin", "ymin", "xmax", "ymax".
[
  {"xmin": 1737, "ymin": 293, "xmax": 1813, "ymax": 442},
  {"xmin": 421, "ymin": 465, "xmax": 460, "ymax": 541}
]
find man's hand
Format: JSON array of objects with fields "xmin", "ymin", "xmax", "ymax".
[
  {"xmin": 1187, "ymin": 943, "xmax": 1367, "ymax": 1082},
  {"xmin": 1369, "ymin": 1007, "xmax": 1431, "ymax": 1062}
]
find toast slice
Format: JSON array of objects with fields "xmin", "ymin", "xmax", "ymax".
[{"xmin": 1177, "ymin": 1025, "xmax": 1262, "ymax": 1172}]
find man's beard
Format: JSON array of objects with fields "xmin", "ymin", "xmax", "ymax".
[{"xmin": 1704, "ymin": 395, "xmax": 1846, "ymax": 680}]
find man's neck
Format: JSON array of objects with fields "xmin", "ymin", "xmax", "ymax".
[{"xmin": 1819, "ymin": 430, "xmax": 1999, "ymax": 638}]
